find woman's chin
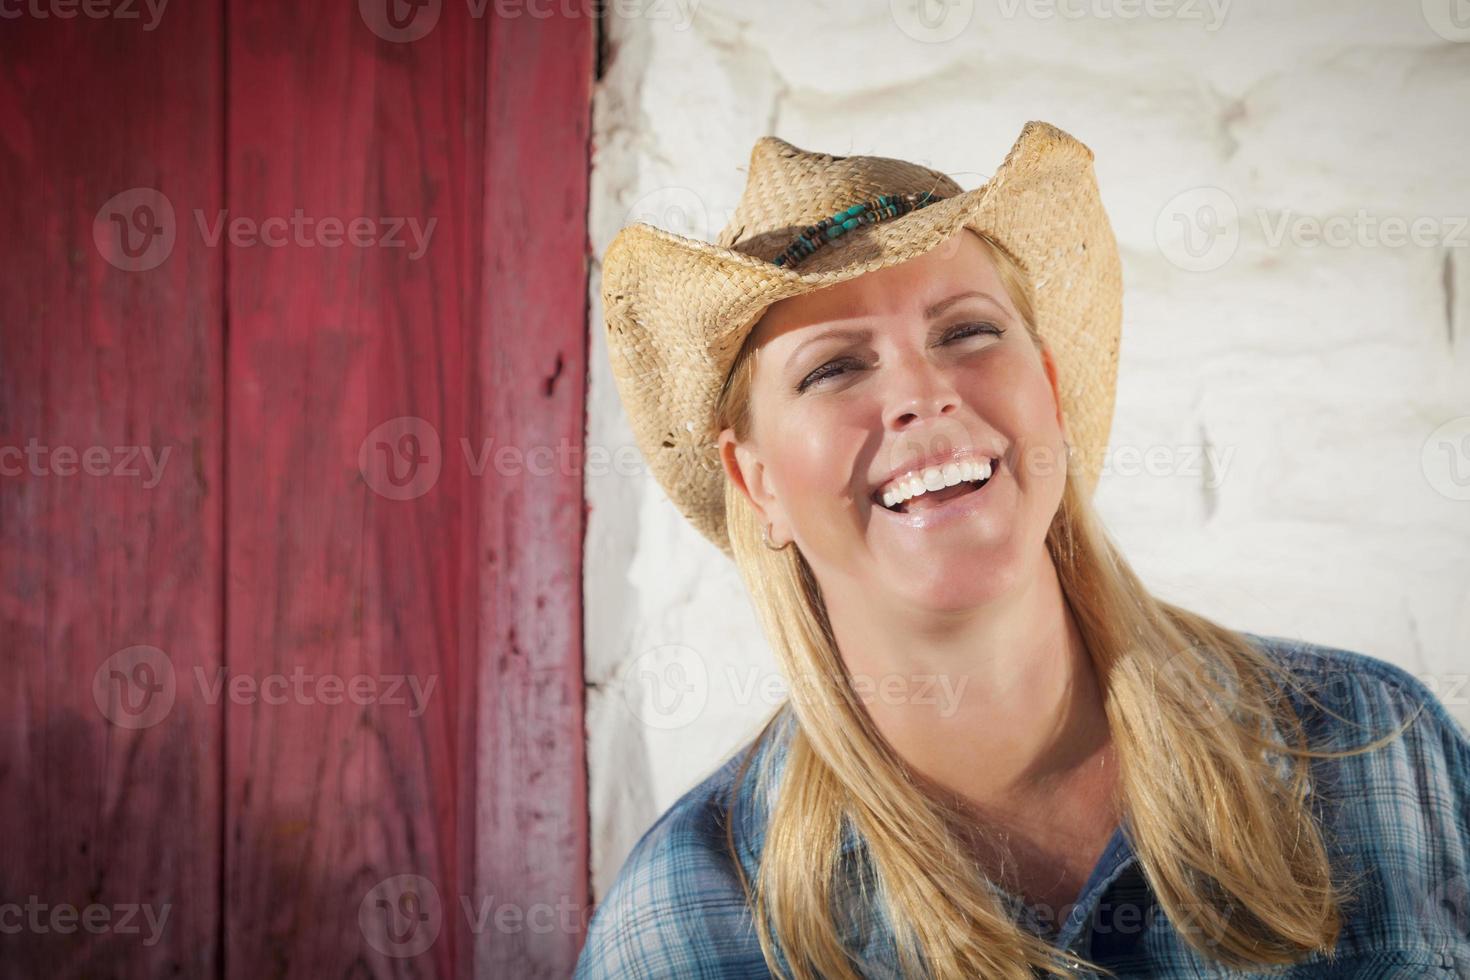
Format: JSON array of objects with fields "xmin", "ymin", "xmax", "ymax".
[{"xmin": 881, "ymin": 546, "xmax": 1026, "ymax": 613}]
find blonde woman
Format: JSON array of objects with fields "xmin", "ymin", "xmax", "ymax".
[{"xmin": 576, "ymin": 122, "xmax": 1470, "ymax": 978}]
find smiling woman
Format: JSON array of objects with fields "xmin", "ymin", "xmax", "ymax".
[{"xmin": 579, "ymin": 122, "xmax": 1470, "ymax": 979}]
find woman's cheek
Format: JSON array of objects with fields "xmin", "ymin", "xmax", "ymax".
[{"xmin": 772, "ymin": 432, "xmax": 837, "ymax": 514}]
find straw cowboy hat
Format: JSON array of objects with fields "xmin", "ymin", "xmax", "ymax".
[{"xmin": 601, "ymin": 120, "xmax": 1122, "ymax": 558}]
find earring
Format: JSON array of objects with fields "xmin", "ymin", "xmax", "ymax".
[
  {"xmin": 1065, "ymin": 441, "xmax": 1075, "ymax": 461},
  {"xmin": 761, "ymin": 522, "xmax": 791, "ymax": 552}
]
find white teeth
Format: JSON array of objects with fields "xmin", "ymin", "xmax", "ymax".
[{"xmin": 879, "ymin": 457, "xmax": 994, "ymax": 510}]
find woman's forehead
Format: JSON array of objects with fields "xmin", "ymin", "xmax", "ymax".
[{"xmin": 755, "ymin": 232, "xmax": 1005, "ymax": 339}]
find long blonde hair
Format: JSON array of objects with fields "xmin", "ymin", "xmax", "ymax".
[{"xmin": 712, "ymin": 230, "xmax": 1414, "ymax": 978}]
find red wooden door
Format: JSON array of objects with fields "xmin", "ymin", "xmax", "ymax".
[{"xmin": 1, "ymin": 5, "xmax": 593, "ymax": 978}]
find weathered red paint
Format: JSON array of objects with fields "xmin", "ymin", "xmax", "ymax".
[
  {"xmin": 2, "ymin": 5, "xmax": 592, "ymax": 977},
  {"xmin": 0, "ymin": 7, "xmax": 225, "ymax": 979}
]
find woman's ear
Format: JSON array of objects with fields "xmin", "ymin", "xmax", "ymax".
[
  {"xmin": 1039, "ymin": 342, "xmax": 1071, "ymax": 443},
  {"xmin": 717, "ymin": 428, "xmax": 751, "ymax": 501},
  {"xmin": 718, "ymin": 427, "xmax": 780, "ymax": 529}
]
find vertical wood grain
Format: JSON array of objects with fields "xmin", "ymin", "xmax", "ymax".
[
  {"xmin": 225, "ymin": 4, "xmax": 480, "ymax": 977},
  {"xmin": 1, "ymin": 5, "xmax": 591, "ymax": 977},
  {"xmin": 224, "ymin": 4, "xmax": 592, "ymax": 977},
  {"xmin": 0, "ymin": 7, "xmax": 224, "ymax": 979},
  {"xmin": 478, "ymin": 9, "xmax": 594, "ymax": 977}
]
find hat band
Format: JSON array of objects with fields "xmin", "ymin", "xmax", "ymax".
[{"xmin": 772, "ymin": 191, "xmax": 941, "ymax": 269}]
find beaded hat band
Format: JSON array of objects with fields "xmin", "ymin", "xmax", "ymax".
[
  {"xmin": 600, "ymin": 121, "xmax": 1124, "ymax": 558},
  {"xmin": 772, "ymin": 191, "xmax": 942, "ymax": 268}
]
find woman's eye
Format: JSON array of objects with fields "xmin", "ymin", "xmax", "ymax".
[
  {"xmin": 944, "ymin": 321, "xmax": 1004, "ymax": 343},
  {"xmin": 796, "ymin": 358, "xmax": 860, "ymax": 393},
  {"xmin": 795, "ymin": 324, "xmax": 1002, "ymax": 393}
]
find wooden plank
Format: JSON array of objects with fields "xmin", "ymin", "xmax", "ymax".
[
  {"xmin": 0, "ymin": 5, "xmax": 593, "ymax": 976},
  {"xmin": 477, "ymin": 10, "xmax": 594, "ymax": 977},
  {"xmin": 224, "ymin": 3, "xmax": 479, "ymax": 976},
  {"xmin": 0, "ymin": 7, "xmax": 224, "ymax": 979},
  {"xmin": 225, "ymin": 4, "xmax": 591, "ymax": 977}
]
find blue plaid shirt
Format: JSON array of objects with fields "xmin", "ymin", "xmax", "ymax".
[{"xmin": 575, "ymin": 633, "xmax": 1470, "ymax": 977}]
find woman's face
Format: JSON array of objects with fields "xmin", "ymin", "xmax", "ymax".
[{"xmin": 719, "ymin": 229, "xmax": 1071, "ymax": 612}]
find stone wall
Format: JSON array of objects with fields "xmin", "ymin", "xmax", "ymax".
[{"xmin": 583, "ymin": 0, "xmax": 1470, "ymax": 897}]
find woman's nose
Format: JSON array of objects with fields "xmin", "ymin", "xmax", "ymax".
[{"xmin": 882, "ymin": 356, "xmax": 961, "ymax": 431}]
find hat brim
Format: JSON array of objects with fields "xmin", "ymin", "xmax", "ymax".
[{"xmin": 601, "ymin": 120, "xmax": 1122, "ymax": 558}]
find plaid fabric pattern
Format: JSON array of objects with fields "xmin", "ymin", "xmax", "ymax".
[{"xmin": 574, "ymin": 633, "xmax": 1470, "ymax": 978}]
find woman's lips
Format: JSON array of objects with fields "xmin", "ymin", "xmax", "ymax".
[
  {"xmin": 897, "ymin": 478, "xmax": 982, "ymax": 513},
  {"xmin": 873, "ymin": 457, "xmax": 1003, "ymax": 530},
  {"xmin": 870, "ymin": 452, "xmax": 996, "ymax": 506},
  {"xmin": 871, "ymin": 456, "xmax": 997, "ymax": 514}
]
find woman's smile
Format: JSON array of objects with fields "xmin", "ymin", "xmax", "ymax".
[
  {"xmin": 871, "ymin": 449, "xmax": 997, "ymax": 512},
  {"xmin": 870, "ymin": 452, "xmax": 1006, "ymax": 531}
]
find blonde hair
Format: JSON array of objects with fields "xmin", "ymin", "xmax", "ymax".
[{"xmin": 711, "ymin": 229, "xmax": 1415, "ymax": 978}]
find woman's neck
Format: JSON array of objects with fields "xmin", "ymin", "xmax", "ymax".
[{"xmin": 827, "ymin": 546, "xmax": 1113, "ymax": 813}]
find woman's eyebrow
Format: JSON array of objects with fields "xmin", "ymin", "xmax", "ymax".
[
  {"xmin": 788, "ymin": 326, "xmax": 870, "ymax": 366},
  {"xmin": 923, "ymin": 289, "xmax": 1004, "ymax": 319}
]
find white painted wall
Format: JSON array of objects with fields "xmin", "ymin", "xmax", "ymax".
[{"xmin": 583, "ymin": 0, "xmax": 1470, "ymax": 898}]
